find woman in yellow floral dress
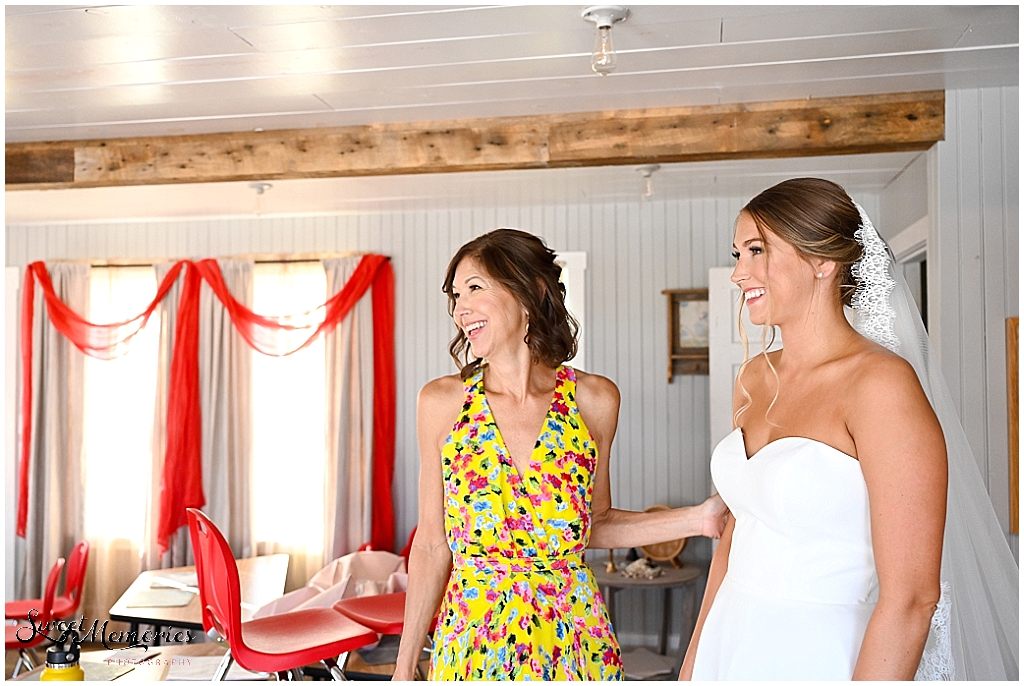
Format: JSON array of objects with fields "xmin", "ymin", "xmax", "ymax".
[{"xmin": 394, "ymin": 229, "xmax": 728, "ymax": 681}]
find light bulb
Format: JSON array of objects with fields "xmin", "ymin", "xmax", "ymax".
[
  {"xmin": 636, "ymin": 164, "xmax": 660, "ymax": 201},
  {"xmin": 592, "ymin": 25, "xmax": 616, "ymax": 75},
  {"xmin": 249, "ymin": 182, "xmax": 272, "ymax": 216}
]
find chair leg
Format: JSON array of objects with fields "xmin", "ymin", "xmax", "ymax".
[
  {"xmin": 13, "ymin": 648, "xmax": 39, "ymax": 678},
  {"xmin": 323, "ymin": 654, "xmax": 349, "ymax": 681},
  {"xmin": 212, "ymin": 649, "xmax": 234, "ymax": 681},
  {"xmin": 416, "ymin": 642, "xmax": 432, "ymax": 680}
]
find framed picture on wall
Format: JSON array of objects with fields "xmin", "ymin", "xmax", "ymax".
[{"xmin": 663, "ymin": 288, "xmax": 709, "ymax": 381}]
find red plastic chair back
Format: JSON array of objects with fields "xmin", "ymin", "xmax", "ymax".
[
  {"xmin": 56, "ymin": 541, "xmax": 89, "ymax": 616},
  {"xmin": 186, "ymin": 509, "xmax": 243, "ymax": 646},
  {"xmin": 39, "ymin": 557, "xmax": 64, "ymax": 627},
  {"xmin": 7, "ymin": 557, "xmax": 65, "ymax": 650}
]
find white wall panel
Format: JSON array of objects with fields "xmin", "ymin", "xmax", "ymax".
[{"xmin": 929, "ymin": 86, "xmax": 1018, "ymax": 539}]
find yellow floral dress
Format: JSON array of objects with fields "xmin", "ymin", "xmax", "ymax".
[{"xmin": 429, "ymin": 365, "xmax": 623, "ymax": 681}]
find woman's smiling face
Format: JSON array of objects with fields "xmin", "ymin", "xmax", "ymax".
[
  {"xmin": 731, "ymin": 210, "xmax": 819, "ymax": 327},
  {"xmin": 450, "ymin": 256, "xmax": 528, "ymax": 361}
]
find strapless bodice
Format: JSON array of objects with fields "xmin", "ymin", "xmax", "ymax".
[{"xmin": 711, "ymin": 428, "xmax": 878, "ymax": 606}]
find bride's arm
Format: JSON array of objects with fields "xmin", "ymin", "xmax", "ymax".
[
  {"xmin": 679, "ymin": 513, "xmax": 734, "ymax": 680},
  {"xmin": 849, "ymin": 354, "xmax": 947, "ymax": 681}
]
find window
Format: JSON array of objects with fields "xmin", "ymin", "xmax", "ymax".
[
  {"xmin": 251, "ymin": 262, "xmax": 328, "ymax": 553},
  {"xmin": 83, "ymin": 267, "xmax": 160, "ymax": 542}
]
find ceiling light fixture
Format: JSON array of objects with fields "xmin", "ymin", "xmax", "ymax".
[
  {"xmin": 636, "ymin": 164, "xmax": 660, "ymax": 199},
  {"xmin": 581, "ymin": 5, "xmax": 629, "ymax": 75},
  {"xmin": 248, "ymin": 182, "xmax": 273, "ymax": 215}
]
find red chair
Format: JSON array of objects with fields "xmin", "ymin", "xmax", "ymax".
[
  {"xmin": 5, "ymin": 557, "xmax": 64, "ymax": 677},
  {"xmin": 186, "ymin": 508, "xmax": 379, "ymax": 680},
  {"xmin": 339, "ymin": 529, "xmax": 425, "ymax": 677},
  {"xmin": 333, "ymin": 591, "xmax": 426, "ymax": 677},
  {"xmin": 6, "ymin": 540, "xmax": 89, "ymax": 621},
  {"xmin": 333, "ymin": 591, "xmax": 406, "ymax": 636}
]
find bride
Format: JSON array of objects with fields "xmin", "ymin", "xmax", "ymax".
[{"xmin": 681, "ymin": 178, "xmax": 1018, "ymax": 680}]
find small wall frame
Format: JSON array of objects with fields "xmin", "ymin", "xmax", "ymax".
[{"xmin": 663, "ymin": 288, "xmax": 709, "ymax": 381}]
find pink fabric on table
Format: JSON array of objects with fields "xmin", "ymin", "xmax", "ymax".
[{"xmin": 253, "ymin": 550, "xmax": 406, "ymax": 619}]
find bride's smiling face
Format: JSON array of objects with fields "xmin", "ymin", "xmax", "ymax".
[{"xmin": 731, "ymin": 211, "xmax": 820, "ymax": 327}]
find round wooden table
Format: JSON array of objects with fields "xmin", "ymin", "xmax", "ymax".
[{"xmin": 590, "ymin": 561, "xmax": 702, "ymax": 663}]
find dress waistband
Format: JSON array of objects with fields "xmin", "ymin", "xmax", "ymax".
[{"xmin": 452, "ymin": 552, "xmax": 585, "ymax": 572}]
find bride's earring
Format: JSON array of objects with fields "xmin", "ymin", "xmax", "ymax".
[{"xmin": 816, "ymin": 272, "xmax": 824, "ymax": 279}]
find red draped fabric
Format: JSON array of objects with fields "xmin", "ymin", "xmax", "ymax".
[
  {"xmin": 370, "ymin": 262, "xmax": 396, "ymax": 550},
  {"xmin": 159, "ymin": 262, "xmax": 204, "ymax": 550},
  {"xmin": 18, "ymin": 256, "xmax": 396, "ymax": 554}
]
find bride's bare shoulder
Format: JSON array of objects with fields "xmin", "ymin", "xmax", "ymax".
[{"xmin": 847, "ymin": 344, "xmax": 920, "ymax": 396}]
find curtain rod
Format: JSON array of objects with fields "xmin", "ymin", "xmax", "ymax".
[{"xmin": 85, "ymin": 252, "xmax": 388, "ymax": 268}]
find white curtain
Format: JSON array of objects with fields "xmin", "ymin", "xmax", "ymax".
[
  {"xmin": 198, "ymin": 260, "xmax": 255, "ymax": 560},
  {"xmin": 14, "ymin": 263, "xmax": 88, "ymax": 602},
  {"xmin": 323, "ymin": 256, "xmax": 376, "ymax": 561}
]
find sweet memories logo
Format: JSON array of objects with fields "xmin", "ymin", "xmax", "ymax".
[{"xmin": 16, "ymin": 611, "xmax": 196, "ymax": 650}]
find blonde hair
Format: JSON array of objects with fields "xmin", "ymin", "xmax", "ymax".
[{"xmin": 733, "ymin": 291, "xmax": 781, "ymax": 429}]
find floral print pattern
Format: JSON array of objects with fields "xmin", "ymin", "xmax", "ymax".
[{"xmin": 430, "ymin": 365, "xmax": 623, "ymax": 681}]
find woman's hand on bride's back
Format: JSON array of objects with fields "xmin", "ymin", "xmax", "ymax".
[{"xmin": 700, "ymin": 494, "xmax": 729, "ymax": 539}]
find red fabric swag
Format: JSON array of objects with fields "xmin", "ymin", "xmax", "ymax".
[{"xmin": 18, "ymin": 257, "xmax": 396, "ymax": 556}]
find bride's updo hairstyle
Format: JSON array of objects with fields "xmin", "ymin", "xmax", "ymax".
[
  {"xmin": 443, "ymin": 229, "xmax": 579, "ymax": 380},
  {"xmin": 735, "ymin": 178, "xmax": 865, "ymax": 425},
  {"xmin": 742, "ymin": 177, "xmax": 864, "ymax": 307}
]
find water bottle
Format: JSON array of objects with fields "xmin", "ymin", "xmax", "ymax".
[{"xmin": 40, "ymin": 632, "xmax": 84, "ymax": 681}]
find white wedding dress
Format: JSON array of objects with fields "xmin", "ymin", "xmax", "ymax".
[{"xmin": 691, "ymin": 428, "xmax": 878, "ymax": 680}]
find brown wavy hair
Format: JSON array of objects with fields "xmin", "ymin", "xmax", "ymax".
[
  {"xmin": 735, "ymin": 178, "xmax": 864, "ymax": 427},
  {"xmin": 443, "ymin": 229, "xmax": 579, "ymax": 379}
]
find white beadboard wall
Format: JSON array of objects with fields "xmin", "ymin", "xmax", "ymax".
[
  {"xmin": 3, "ymin": 189, "xmax": 877, "ymax": 644},
  {"xmin": 928, "ymin": 85, "xmax": 1019, "ymax": 557}
]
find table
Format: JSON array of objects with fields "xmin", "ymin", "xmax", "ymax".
[
  {"xmin": 590, "ymin": 560, "xmax": 702, "ymax": 675},
  {"xmin": 108, "ymin": 554, "xmax": 289, "ymax": 639},
  {"xmin": 11, "ymin": 643, "xmax": 268, "ymax": 681}
]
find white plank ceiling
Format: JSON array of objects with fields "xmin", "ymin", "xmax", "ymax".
[
  {"xmin": 5, "ymin": 4, "xmax": 1018, "ymax": 143},
  {"xmin": 4, "ymin": 5, "xmax": 1017, "ymax": 222}
]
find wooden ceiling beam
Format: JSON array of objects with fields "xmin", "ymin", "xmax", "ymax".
[{"xmin": 6, "ymin": 91, "xmax": 943, "ymax": 190}]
